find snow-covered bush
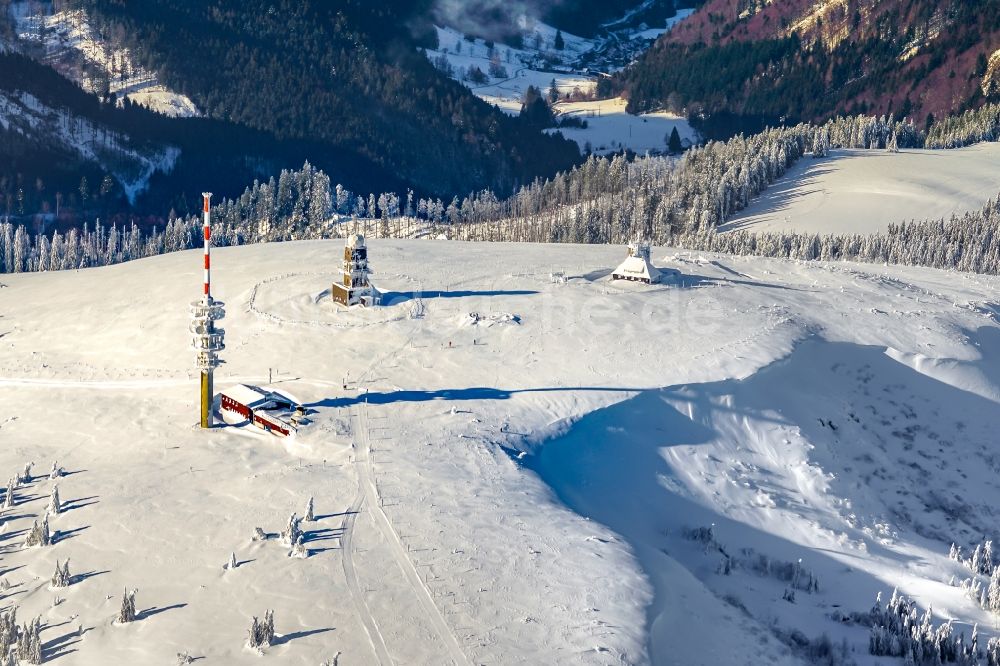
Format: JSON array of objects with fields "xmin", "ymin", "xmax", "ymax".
[
  {"xmin": 305, "ymin": 497, "xmax": 315, "ymax": 522},
  {"xmin": 225, "ymin": 552, "xmax": 238, "ymax": 571},
  {"xmin": 48, "ymin": 462, "xmax": 63, "ymax": 480},
  {"xmin": 17, "ymin": 464, "xmax": 32, "ymax": 486},
  {"xmin": 251, "ymin": 527, "xmax": 267, "ymax": 542},
  {"xmin": 288, "ymin": 537, "xmax": 308, "ymax": 559},
  {"xmin": 51, "ymin": 559, "xmax": 71, "ymax": 589}
]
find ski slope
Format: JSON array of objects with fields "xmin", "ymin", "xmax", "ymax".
[
  {"xmin": 723, "ymin": 144, "xmax": 1000, "ymax": 235},
  {"xmin": 2, "ymin": 240, "xmax": 1000, "ymax": 663}
]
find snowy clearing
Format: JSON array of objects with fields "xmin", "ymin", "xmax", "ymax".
[
  {"xmin": 723, "ymin": 144, "xmax": 1000, "ymax": 235},
  {"xmin": 2, "ymin": 240, "xmax": 1000, "ymax": 663},
  {"xmin": 549, "ymin": 98, "xmax": 697, "ymax": 155}
]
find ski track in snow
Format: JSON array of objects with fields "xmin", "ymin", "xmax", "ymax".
[
  {"xmin": 355, "ymin": 399, "xmax": 468, "ymax": 665},
  {"xmin": 340, "ymin": 479, "xmax": 391, "ymax": 665}
]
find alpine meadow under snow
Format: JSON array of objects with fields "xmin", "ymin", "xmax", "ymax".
[
  {"xmin": 3, "ymin": 239, "xmax": 1000, "ymax": 664},
  {"xmin": 6, "ymin": 0, "xmax": 1000, "ymax": 664}
]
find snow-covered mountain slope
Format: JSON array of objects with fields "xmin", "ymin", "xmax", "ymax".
[
  {"xmin": 2, "ymin": 240, "xmax": 1000, "ymax": 663},
  {"xmin": 0, "ymin": 88, "xmax": 178, "ymax": 203},
  {"xmin": 723, "ymin": 144, "xmax": 1000, "ymax": 235},
  {"xmin": 9, "ymin": 1, "xmax": 198, "ymax": 118},
  {"xmin": 426, "ymin": 14, "xmax": 697, "ymax": 155}
]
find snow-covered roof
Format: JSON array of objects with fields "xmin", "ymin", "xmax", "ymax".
[
  {"xmin": 612, "ymin": 255, "xmax": 661, "ymax": 283},
  {"xmin": 346, "ymin": 234, "xmax": 366, "ymax": 249},
  {"xmin": 220, "ymin": 384, "xmax": 270, "ymax": 409}
]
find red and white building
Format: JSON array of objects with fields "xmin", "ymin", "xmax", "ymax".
[{"xmin": 219, "ymin": 384, "xmax": 300, "ymax": 437}]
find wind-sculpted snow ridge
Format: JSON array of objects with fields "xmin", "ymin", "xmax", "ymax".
[{"xmin": 1, "ymin": 239, "xmax": 1000, "ymax": 663}]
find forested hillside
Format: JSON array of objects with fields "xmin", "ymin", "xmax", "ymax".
[
  {"xmin": 0, "ymin": 50, "xmax": 405, "ymax": 226},
  {"xmin": 621, "ymin": 0, "xmax": 1000, "ymax": 137},
  {"xmin": 76, "ymin": 0, "xmax": 579, "ymax": 197}
]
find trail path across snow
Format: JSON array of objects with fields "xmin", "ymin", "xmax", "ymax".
[
  {"xmin": 340, "ymin": 478, "xmax": 392, "ymax": 665},
  {"xmin": 355, "ymin": 396, "xmax": 469, "ymax": 665}
]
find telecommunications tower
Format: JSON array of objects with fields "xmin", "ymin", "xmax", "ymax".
[{"xmin": 190, "ymin": 193, "xmax": 226, "ymax": 428}]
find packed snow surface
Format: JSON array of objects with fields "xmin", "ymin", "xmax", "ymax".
[
  {"xmin": 723, "ymin": 144, "xmax": 1000, "ymax": 235},
  {"xmin": 2, "ymin": 240, "xmax": 1000, "ymax": 664}
]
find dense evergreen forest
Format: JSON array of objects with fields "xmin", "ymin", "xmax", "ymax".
[
  {"xmin": 76, "ymin": 0, "xmax": 580, "ymax": 197},
  {"xmin": 620, "ymin": 0, "xmax": 1000, "ymax": 138},
  {"xmin": 6, "ymin": 108, "xmax": 1000, "ymax": 278},
  {"xmin": 0, "ymin": 50, "xmax": 406, "ymax": 225}
]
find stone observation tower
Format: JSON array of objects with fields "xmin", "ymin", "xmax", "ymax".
[{"xmin": 332, "ymin": 234, "xmax": 376, "ymax": 307}]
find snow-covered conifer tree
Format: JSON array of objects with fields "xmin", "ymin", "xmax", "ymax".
[
  {"xmin": 23, "ymin": 517, "xmax": 50, "ymax": 548},
  {"xmin": 305, "ymin": 497, "xmax": 315, "ymax": 522},
  {"xmin": 118, "ymin": 588, "xmax": 137, "ymax": 624},
  {"xmin": 51, "ymin": 559, "xmax": 71, "ymax": 588},
  {"xmin": 279, "ymin": 513, "xmax": 302, "ymax": 547},
  {"xmin": 247, "ymin": 610, "xmax": 275, "ymax": 651},
  {"xmin": 2, "ymin": 478, "xmax": 14, "ymax": 509},
  {"xmin": 48, "ymin": 462, "xmax": 63, "ymax": 480},
  {"xmin": 47, "ymin": 485, "xmax": 61, "ymax": 516}
]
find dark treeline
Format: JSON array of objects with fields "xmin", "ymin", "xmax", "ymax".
[{"xmin": 3, "ymin": 110, "xmax": 1000, "ymax": 276}]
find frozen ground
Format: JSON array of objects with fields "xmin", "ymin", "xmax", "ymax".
[
  {"xmin": 2, "ymin": 240, "xmax": 1000, "ymax": 663},
  {"xmin": 723, "ymin": 144, "xmax": 1000, "ymax": 235}
]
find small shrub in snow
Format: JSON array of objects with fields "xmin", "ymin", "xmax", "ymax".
[
  {"xmin": 225, "ymin": 552, "xmax": 238, "ymax": 571},
  {"xmin": 305, "ymin": 497, "xmax": 315, "ymax": 522},
  {"xmin": 48, "ymin": 462, "xmax": 63, "ymax": 480},
  {"xmin": 118, "ymin": 588, "xmax": 137, "ymax": 624},
  {"xmin": 46, "ymin": 484, "xmax": 61, "ymax": 516},
  {"xmin": 288, "ymin": 536, "xmax": 308, "ymax": 559},
  {"xmin": 176, "ymin": 652, "xmax": 195, "ymax": 665},
  {"xmin": 251, "ymin": 527, "xmax": 267, "ymax": 542},
  {"xmin": 247, "ymin": 610, "xmax": 275, "ymax": 651},
  {"xmin": 23, "ymin": 517, "xmax": 51, "ymax": 548},
  {"xmin": 279, "ymin": 513, "xmax": 302, "ymax": 547},
  {"xmin": 51, "ymin": 559, "xmax": 71, "ymax": 588},
  {"xmin": 17, "ymin": 463, "xmax": 32, "ymax": 486}
]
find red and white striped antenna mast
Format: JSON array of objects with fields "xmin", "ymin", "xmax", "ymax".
[{"xmin": 190, "ymin": 192, "xmax": 226, "ymax": 428}]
